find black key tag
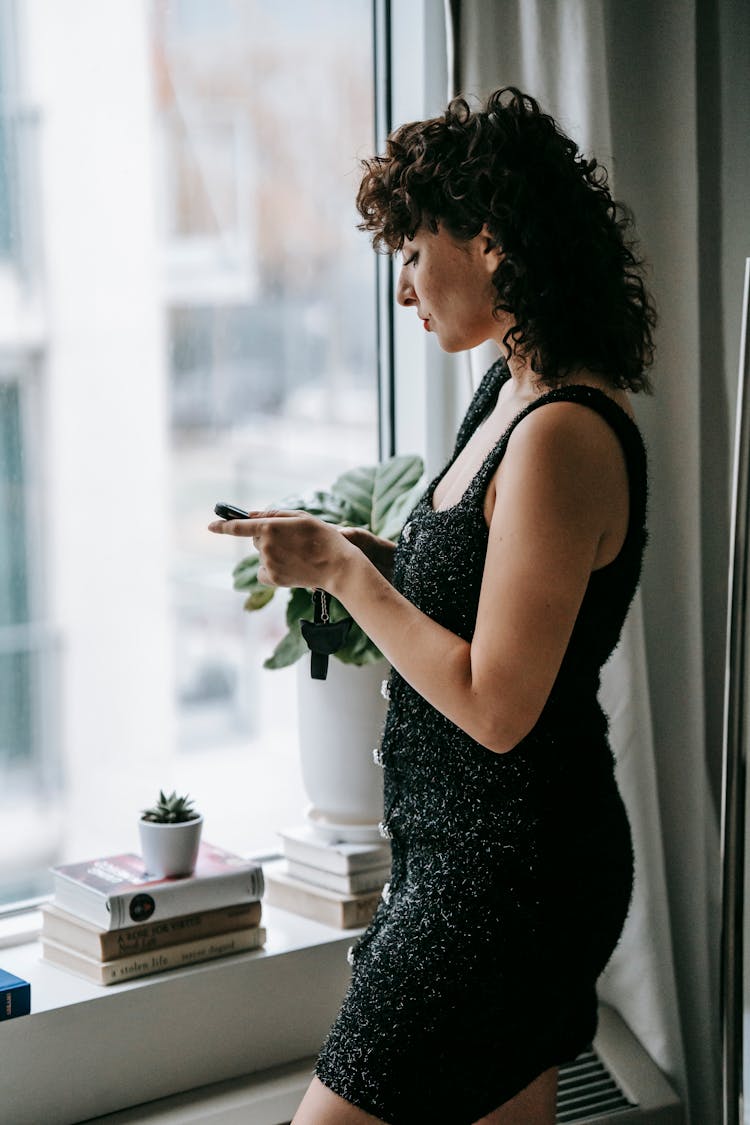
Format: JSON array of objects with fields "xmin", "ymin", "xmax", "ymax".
[{"xmin": 300, "ymin": 588, "xmax": 352, "ymax": 680}]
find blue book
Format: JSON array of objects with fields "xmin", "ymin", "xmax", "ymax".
[{"xmin": 0, "ymin": 969, "xmax": 31, "ymax": 1020}]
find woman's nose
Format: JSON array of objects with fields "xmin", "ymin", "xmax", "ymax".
[{"xmin": 396, "ymin": 266, "xmax": 416, "ymax": 307}]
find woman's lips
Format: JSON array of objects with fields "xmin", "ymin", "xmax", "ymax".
[{"xmin": 421, "ymin": 318, "xmax": 430, "ymax": 331}]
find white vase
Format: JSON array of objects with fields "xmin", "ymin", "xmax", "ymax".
[
  {"xmin": 138, "ymin": 816, "xmax": 203, "ymax": 878},
  {"xmin": 296, "ymin": 657, "xmax": 389, "ymax": 843}
]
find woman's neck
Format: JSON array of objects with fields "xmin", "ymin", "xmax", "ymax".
[
  {"xmin": 503, "ymin": 349, "xmax": 544, "ymax": 400},
  {"xmin": 500, "ymin": 348, "xmax": 635, "ymax": 420}
]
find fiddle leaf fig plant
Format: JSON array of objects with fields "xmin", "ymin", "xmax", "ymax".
[{"xmin": 232, "ymin": 454, "xmax": 424, "ymax": 669}]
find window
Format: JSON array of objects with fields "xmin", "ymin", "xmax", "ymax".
[
  {"xmin": 0, "ymin": 0, "xmax": 39, "ymax": 279},
  {"xmin": 0, "ymin": 0, "xmax": 377, "ymax": 903},
  {"xmin": 0, "ymin": 363, "xmax": 61, "ymax": 905},
  {"xmin": 0, "ymin": 380, "xmax": 30, "ymax": 766},
  {"xmin": 0, "ymin": 0, "xmax": 15, "ymax": 260}
]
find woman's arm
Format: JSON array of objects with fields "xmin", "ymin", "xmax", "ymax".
[
  {"xmin": 209, "ymin": 403, "xmax": 625, "ymax": 753},
  {"xmin": 326, "ymin": 403, "xmax": 624, "ymax": 752}
]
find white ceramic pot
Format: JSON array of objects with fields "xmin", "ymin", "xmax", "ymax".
[
  {"xmin": 296, "ymin": 657, "xmax": 389, "ymax": 843},
  {"xmin": 138, "ymin": 815, "xmax": 203, "ymax": 878}
]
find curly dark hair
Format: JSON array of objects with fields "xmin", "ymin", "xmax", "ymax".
[{"xmin": 356, "ymin": 87, "xmax": 656, "ymax": 392}]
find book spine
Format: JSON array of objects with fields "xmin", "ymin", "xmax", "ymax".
[
  {"xmin": 42, "ymin": 926, "xmax": 266, "ymax": 985},
  {"xmin": 264, "ymin": 875, "xmax": 380, "ymax": 929},
  {"xmin": 341, "ymin": 894, "xmax": 383, "ymax": 927},
  {"xmin": 107, "ymin": 868, "xmax": 264, "ymax": 930},
  {"xmin": 42, "ymin": 901, "xmax": 263, "ymax": 960},
  {"xmin": 281, "ymin": 840, "xmax": 390, "ymax": 875},
  {"xmin": 286, "ymin": 860, "xmax": 389, "ymax": 895},
  {"xmin": 103, "ymin": 927, "xmax": 266, "ymax": 983},
  {"xmin": 100, "ymin": 901, "xmax": 262, "ymax": 960},
  {"xmin": 0, "ymin": 979, "xmax": 31, "ymax": 1020}
]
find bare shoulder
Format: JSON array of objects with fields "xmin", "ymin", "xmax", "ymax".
[
  {"xmin": 483, "ymin": 394, "xmax": 631, "ymax": 531},
  {"xmin": 505, "ymin": 396, "xmax": 629, "ymax": 476}
]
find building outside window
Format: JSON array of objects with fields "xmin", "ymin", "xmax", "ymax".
[{"xmin": 0, "ymin": 0, "xmax": 377, "ymax": 904}]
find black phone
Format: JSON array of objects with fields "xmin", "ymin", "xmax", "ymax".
[{"xmin": 214, "ymin": 502, "xmax": 250, "ymax": 520}]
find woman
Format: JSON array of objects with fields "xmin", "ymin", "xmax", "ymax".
[{"xmin": 209, "ymin": 87, "xmax": 655, "ymax": 1125}]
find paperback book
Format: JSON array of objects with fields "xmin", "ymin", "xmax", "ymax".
[
  {"xmin": 278, "ymin": 825, "xmax": 390, "ymax": 876},
  {"xmin": 51, "ymin": 842, "xmax": 264, "ymax": 930},
  {"xmin": 40, "ymin": 900, "xmax": 263, "ymax": 961},
  {"xmin": 285, "ymin": 858, "xmax": 390, "ymax": 896},
  {"xmin": 264, "ymin": 861, "xmax": 381, "ymax": 929},
  {"xmin": 41, "ymin": 925, "xmax": 266, "ymax": 985}
]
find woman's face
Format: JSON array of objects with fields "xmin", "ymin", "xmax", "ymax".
[{"xmin": 395, "ymin": 224, "xmax": 504, "ymax": 353}]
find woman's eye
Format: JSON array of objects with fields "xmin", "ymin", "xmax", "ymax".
[{"xmin": 404, "ymin": 252, "xmax": 418, "ymax": 267}]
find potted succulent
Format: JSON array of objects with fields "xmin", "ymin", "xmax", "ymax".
[
  {"xmin": 232, "ymin": 454, "xmax": 424, "ymax": 841},
  {"xmin": 139, "ymin": 790, "xmax": 203, "ymax": 878}
]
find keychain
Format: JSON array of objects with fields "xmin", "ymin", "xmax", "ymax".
[{"xmin": 300, "ymin": 588, "xmax": 352, "ymax": 680}]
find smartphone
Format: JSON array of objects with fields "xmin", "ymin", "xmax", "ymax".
[{"xmin": 214, "ymin": 502, "xmax": 250, "ymax": 520}]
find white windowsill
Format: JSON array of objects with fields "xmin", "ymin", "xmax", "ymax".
[
  {"xmin": 0, "ymin": 895, "xmax": 358, "ymax": 1125},
  {"xmin": 0, "ymin": 903, "xmax": 685, "ymax": 1125}
]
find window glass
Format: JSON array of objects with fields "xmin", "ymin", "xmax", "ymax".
[
  {"xmin": 158, "ymin": 0, "xmax": 377, "ymax": 846},
  {"xmin": 0, "ymin": 2, "xmax": 12, "ymax": 259},
  {"xmin": 0, "ymin": 0, "xmax": 376, "ymax": 905},
  {"xmin": 0, "ymin": 381, "xmax": 31, "ymax": 768},
  {"xmin": 0, "ymin": 114, "xmax": 11, "ymax": 259}
]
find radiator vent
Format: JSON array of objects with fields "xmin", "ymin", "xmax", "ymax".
[{"xmin": 556, "ymin": 1046, "xmax": 636, "ymax": 1122}]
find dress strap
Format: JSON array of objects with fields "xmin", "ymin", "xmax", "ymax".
[
  {"xmin": 470, "ymin": 383, "xmax": 648, "ymax": 535},
  {"xmin": 452, "ymin": 357, "xmax": 510, "ymax": 457}
]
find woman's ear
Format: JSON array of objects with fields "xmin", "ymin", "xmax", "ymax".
[{"xmin": 479, "ymin": 225, "xmax": 504, "ymax": 272}]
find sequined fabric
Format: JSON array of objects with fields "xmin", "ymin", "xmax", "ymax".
[{"xmin": 314, "ymin": 359, "xmax": 647, "ymax": 1124}]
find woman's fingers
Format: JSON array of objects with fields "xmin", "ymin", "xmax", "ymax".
[
  {"xmin": 208, "ymin": 509, "xmax": 351, "ymax": 592},
  {"xmin": 207, "ymin": 518, "xmax": 259, "ymax": 535},
  {"xmin": 207, "ymin": 510, "xmax": 301, "ymax": 535}
]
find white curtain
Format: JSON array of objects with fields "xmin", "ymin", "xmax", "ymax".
[{"xmin": 432, "ymin": 0, "xmax": 750, "ymax": 1120}]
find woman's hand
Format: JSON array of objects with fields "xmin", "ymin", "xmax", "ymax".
[
  {"xmin": 208, "ymin": 510, "xmax": 357, "ymax": 591},
  {"xmin": 339, "ymin": 528, "xmax": 396, "ymax": 581}
]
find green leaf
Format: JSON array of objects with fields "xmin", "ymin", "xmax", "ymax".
[
  {"xmin": 233, "ymin": 554, "xmax": 276, "ymax": 610},
  {"xmin": 330, "ymin": 455, "xmax": 424, "ymax": 535},
  {"xmin": 370, "ymin": 455, "xmax": 424, "ymax": 536},
  {"xmin": 232, "ymin": 554, "xmax": 261, "ymax": 589},
  {"xmin": 335, "ymin": 619, "xmax": 384, "ymax": 665},
  {"xmin": 340, "ymin": 643, "xmax": 384, "ymax": 666},
  {"xmin": 263, "ymin": 625, "xmax": 308, "ymax": 669},
  {"xmin": 276, "ymin": 490, "xmax": 350, "ymax": 525},
  {"xmin": 244, "ymin": 587, "xmax": 275, "ymax": 611},
  {"xmin": 329, "ymin": 464, "xmax": 377, "ymax": 527},
  {"xmin": 378, "ymin": 479, "xmax": 426, "ymax": 541},
  {"xmin": 286, "ymin": 586, "xmax": 313, "ymax": 628},
  {"xmin": 326, "ymin": 594, "xmax": 354, "ymax": 623}
]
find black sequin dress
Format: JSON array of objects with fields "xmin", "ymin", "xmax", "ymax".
[{"xmin": 314, "ymin": 359, "xmax": 647, "ymax": 1124}]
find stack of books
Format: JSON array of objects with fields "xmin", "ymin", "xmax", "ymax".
[
  {"xmin": 263, "ymin": 824, "xmax": 391, "ymax": 929},
  {"xmin": 41, "ymin": 841, "xmax": 265, "ymax": 985}
]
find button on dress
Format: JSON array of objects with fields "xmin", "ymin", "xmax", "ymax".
[{"xmin": 314, "ymin": 359, "xmax": 646, "ymax": 1124}]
